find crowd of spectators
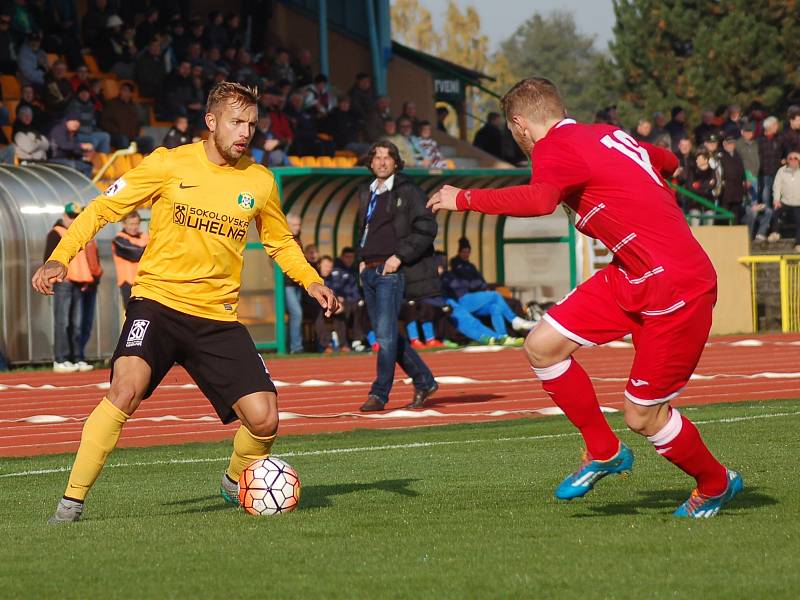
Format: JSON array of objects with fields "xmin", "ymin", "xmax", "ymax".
[
  {"xmin": 471, "ymin": 101, "xmax": 800, "ymax": 250},
  {"xmin": 0, "ymin": 1, "xmax": 445, "ymax": 174}
]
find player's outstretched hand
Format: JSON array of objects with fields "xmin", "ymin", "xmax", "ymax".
[
  {"xmin": 31, "ymin": 260, "xmax": 67, "ymax": 295},
  {"xmin": 307, "ymin": 282, "xmax": 340, "ymax": 317},
  {"xmin": 427, "ymin": 184, "xmax": 462, "ymax": 214}
]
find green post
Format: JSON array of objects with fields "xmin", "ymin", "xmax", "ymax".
[
  {"xmin": 495, "ymin": 215, "xmax": 506, "ymax": 284},
  {"xmin": 274, "ymin": 173, "xmax": 287, "ymax": 354},
  {"xmin": 568, "ymin": 221, "xmax": 577, "ymax": 289}
]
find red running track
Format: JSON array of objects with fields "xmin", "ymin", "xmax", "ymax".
[{"xmin": 1, "ymin": 333, "xmax": 799, "ymax": 457}]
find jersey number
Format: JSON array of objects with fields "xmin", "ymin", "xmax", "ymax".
[{"xmin": 600, "ymin": 131, "xmax": 663, "ymax": 187}]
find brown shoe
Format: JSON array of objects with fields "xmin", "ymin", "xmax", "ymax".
[
  {"xmin": 359, "ymin": 395, "xmax": 386, "ymax": 412},
  {"xmin": 405, "ymin": 382, "xmax": 439, "ymax": 409}
]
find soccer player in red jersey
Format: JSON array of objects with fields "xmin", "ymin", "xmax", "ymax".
[{"xmin": 428, "ymin": 78, "xmax": 742, "ymax": 518}]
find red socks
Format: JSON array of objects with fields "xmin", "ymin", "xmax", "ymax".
[
  {"xmin": 647, "ymin": 408, "xmax": 728, "ymax": 497},
  {"xmin": 533, "ymin": 357, "xmax": 620, "ymax": 461}
]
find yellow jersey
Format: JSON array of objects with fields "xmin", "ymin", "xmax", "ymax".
[{"xmin": 49, "ymin": 142, "xmax": 322, "ymax": 321}]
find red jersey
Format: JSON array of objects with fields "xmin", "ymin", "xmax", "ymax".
[{"xmin": 457, "ymin": 119, "xmax": 717, "ymax": 314}]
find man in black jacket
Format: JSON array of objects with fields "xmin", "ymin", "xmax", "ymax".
[{"xmin": 356, "ymin": 141, "xmax": 438, "ymax": 411}]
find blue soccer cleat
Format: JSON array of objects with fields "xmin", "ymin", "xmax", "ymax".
[
  {"xmin": 220, "ymin": 472, "xmax": 240, "ymax": 506},
  {"xmin": 555, "ymin": 443, "xmax": 634, "ymax": 500},
  {"xmin": 673, "ymin": 470, "xmax": 743, "ymax": 518}
]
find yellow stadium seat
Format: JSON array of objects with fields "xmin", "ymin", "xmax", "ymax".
[
  {"xmin": 47, "ymin": 53, "xmax": 60, "ymax": 65},
  {"xmin": 317, "ymin": 156, "xmax": 335, "ymax": 168},
  {"xmin": 445, "ymin": 159, "xmax": 456, "ymax": 169},
  {"xmin": 115, "ymin": 155, "xmax": 132, "ymax": 175},
  {"xmin": 5, "ymin": 100, "xmax": 18, "ymax": 122},
  {"xmin": 91, "ymin": 152, "xmax": 109, "ymax": 175},
  {"xmin": 1, "ymin": 75, "xmax": 20, "ymax": 99},
  {"xmin": 334, "ymin": 149, "xmax": 357, "ymax": 158},
  {"xmin": 300, "ymin": 156, "xmax": 318, "ymax": 167},
  {"xmin": 334, "ymin": 156, "xmax": 354, "ymax": 168},
  {"xmin": 101, "ymin": 79, "xmax": 120, "ymax": 100},
  {"xmin": 288, "ymin": 155, "xmax": 303, "ymax": 166},
  {"xmin": 83, "ymin": 55, "xmax": 101, "ymax": 76},
  {"xmin": 129, "ymin": 153, "xmax": 144, "ymax": 167}
]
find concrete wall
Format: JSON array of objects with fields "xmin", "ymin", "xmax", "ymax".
[{"xmin": 690, "ymin": 225, "xmax": 753, "ymax": 335}]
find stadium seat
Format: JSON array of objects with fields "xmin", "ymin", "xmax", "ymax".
[
  {"xmin": 333, "ymin": 156, "xmax": 351, "ymax": 168},
  {"xmin": 129, "ymin": 153, "xmax": 143, "ymax": 167},
  {"xmin": 83, "ymin": 55, "xmax": 101, "ymax": 76},
  {"xmin": 288, "ymin": 155, "xmax": 303, "ymax": 166},
  {"xmin": 47, "ymin": 53, "xmax": 60, "ymax": 65},
  {"xmin": 1, "ymin": 75, "xmax": 20, "ymax": 99},
  {"xmin": 333, "ymin": 150, "xmax": 357, "ymax": 158},
  {"xmin": 5, "ymin": 100, "xmax": 18, "ymax": 122},
  {"xmin": 445, "ymin": 159, "xmax": 456, "ymax": 169},
  {"xmin": 300, "ymin": 156, "xmax": 318, "ymax": 167},
  {"xmin": 101, "ymin": 79, "xmax": 120, "ymax": 100},
  {"xmin": 91, "ymin": 152, "xmax": 109, "ymax": 176},
  {"xmin": 317, "ymin": 156, "xmax": 335, "ymax": 168}
]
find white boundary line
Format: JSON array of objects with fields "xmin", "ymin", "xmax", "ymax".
[{"xmin": 2, "ymin": 409, "xmax": 798, "ymax": 479}]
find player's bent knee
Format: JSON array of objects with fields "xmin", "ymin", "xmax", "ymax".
[
  {"xmin": 235, "ymin": 392, "xmax": 279, "ymax": 437},
  {"xmin": 624, "ymin": 403, "xmax": 668, "ymax": 436}
]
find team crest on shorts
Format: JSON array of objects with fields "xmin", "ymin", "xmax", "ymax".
[
  {"xmin": 126, "ymin": 319, "xmax": 150, "ymax": 347},
  {"xmin": 236, "ymin": 192, "xmax": 255, "ymax": 211}
]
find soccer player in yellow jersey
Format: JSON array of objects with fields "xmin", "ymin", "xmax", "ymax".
[{"xmin": 31, "ymin": 82, "xmax": 338, "ymax": 523}]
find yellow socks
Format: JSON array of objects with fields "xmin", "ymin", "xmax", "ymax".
[
  {"xmin": 225, "ymin": 426, "xmax": 276, "ymax": 483},
  {"xmin": 64, "ymin": 397, "xmax": 129, "ymax": 502}
]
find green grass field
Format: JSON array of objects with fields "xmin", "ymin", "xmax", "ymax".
[{"xmin": 3, "ymin": 400, "xmax": 799, "ymax": 599}]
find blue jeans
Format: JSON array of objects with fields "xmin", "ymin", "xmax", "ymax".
[
  {"xmin": 285, "ymin": 285, "xmax": 303, "ymax": 353},
  {"xmin": 78, "ymin": 283, "xmax": 97, "ymax": 359},
  {"xmin": 458, "ymin": 291, "xmax": 516, "ymax": 337},
  {"xmin": 446, "ymin": 299, "xmax": 497, "ymax": 342},
  {"xmin": 361, "ymin": 267, "xmax": 435, "ymax": 403},
  {"xmin": 77, "ymin": 131, "xmax": 111, "ymax": 154},
  {"xmin": 53, "ymin": 281, "xmax": 83, "ymax": 362},
  {"xmin": 760, "ymin": 174, "xmax": 776, "ymax": 206}
]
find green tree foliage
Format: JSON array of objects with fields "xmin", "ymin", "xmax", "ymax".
[
  {"xmin": 609, "ymin": 0, "xmax": 800, "ymax": 121},
  {"xmin": 493, "ymin": 11, "xmax": 609, "ymax": 122},
  {"xmin": 390, "ymin": 0, "xmax": 437, "ymax": 54}
]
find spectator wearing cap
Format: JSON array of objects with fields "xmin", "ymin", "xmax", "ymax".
[
  {"xmin": 135, "ymin": 38, "xmax": 167, "ymax": 99},
  {"xmin": 49, "ymin": 111, "xmax": 93, "ymax": 177},
  {"xmin": 364, "ymin": 94, "xmax": 392, "ymax": 142},
  {"xmin": 269, "ymin": 48, "xmax": 295, "ymax": 86},
  {"xmin": 473, "ymin": 112, "xmax": 504, "ymax": 159},
  {"xmin": 781, "ymin": 105, "xmax": 800, "ymax": 158},
  {"xmin": 44, "ymin": 60, "xmax": 74, "ymax": 119},
  {"xmin": 18, "ymin": 31, "xmax": 48, "ymax": 89},
  {"xmin": 720, "ymin": 135, "xmax": 746, "ymax": 219},
  {"xmin": 43, "ymin": 202, "xmax": 98, "ymax": 373},
  {"xmin": 0, "ymin": 12, "xmax": 16, "ymax": 75},
  {"xmin": 772, "ymin": 151, "xmax": 800, "ymax": 252},
  {"xmin": 736, "ymin": 121, "xmax": 761, "ymax": 205},
  {"xmin": 759, "ymin": 116, "xmax": 783, "ymax": 224},
  {"xmin": 66, "ymin": 84, "xmax": 111, "ymax": 153},
  {"xmin": 12, "ymin": 104, "xmax": 49, "ymax": 161},
  {"xmin": 665, "ymin": 106, "xmax": 688, "ymax": 151},
  {"xmin": 102, "ymin": 82, "xmax": 153, "ymax": 153},
  {"xmin": 162, "ymin": 115, "xmax": 194, "ymax": 149}
]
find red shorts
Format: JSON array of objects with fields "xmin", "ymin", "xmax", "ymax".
[{"xmin": 544, "ymin": 268, "xmax": 716, "ymax": 405}]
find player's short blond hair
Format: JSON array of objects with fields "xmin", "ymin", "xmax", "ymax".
[
  {"xmin": 501, "ymin": 77, "xmax": 567, "ymax": 124},
  {"xmin": 206, "ymin": 81, "xmax": 258, "ymax": 114}
]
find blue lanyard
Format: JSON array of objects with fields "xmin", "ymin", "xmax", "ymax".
[{"xmin": 365, "ymin": 191, "xmax": 379, "ymax": 223}]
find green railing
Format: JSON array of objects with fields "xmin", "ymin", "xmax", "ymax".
[{"xmin": 668, "ymin": 181, "xmax": 736, "ymax": 224}]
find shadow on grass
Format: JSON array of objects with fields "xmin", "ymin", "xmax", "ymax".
[
  {"xmin": 570, "ymin": 486, "xmax": 778, "ymax": 517},
  {"xmin": 165, "ymin": 478, "xmax": 420, "ymax": 514}
]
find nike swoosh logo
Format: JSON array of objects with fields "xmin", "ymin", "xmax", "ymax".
[{"xmin": 179, "ymin": 182, "xmax": 199, "ymax": 189}]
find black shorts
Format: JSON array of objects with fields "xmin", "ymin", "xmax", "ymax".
[{"xmin": 111, "ymin": 298, "xmax": 277, "ymax": 424}]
